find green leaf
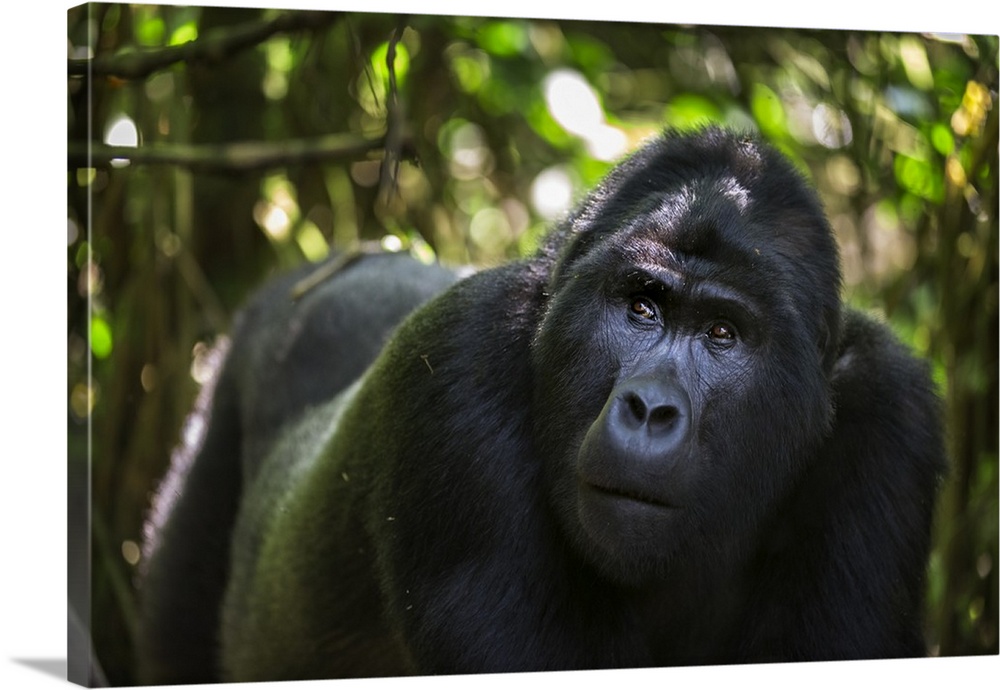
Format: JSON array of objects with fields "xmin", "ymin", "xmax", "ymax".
[
  {"xmin": 750, "ymin": 83, "xmax": 787, "ymax": 139},
  {"xmin": 372, "ymin": 41, "xmax": 411, "ymax": 87},
  {"xmin": 90, "ymin": 315, "xmax": 113, "ymax": 360},
  {"xmin": 893, "ymin": 154, "xmax": 944, "ymax": 203},
  {"xmin": 169, "ymin": 21, "xmax": 198, "ymax": 47},
  {"xmin": 663, "ymin": 94, "xmax": 723, "ymax": 129},
  {"xmin": 478, "ymin": 21, "xmax": 528, "ymax": 57},
  {"xmin": 136, "ymin": 15, "xmax": 165, "ymax": 47}
]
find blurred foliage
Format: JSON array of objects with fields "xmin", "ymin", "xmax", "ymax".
[{"xmin": 67, "ymin": 4, "xmax": 997, "ymax": 684}]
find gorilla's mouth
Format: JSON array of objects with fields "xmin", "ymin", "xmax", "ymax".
[{"xmin": 583, "ymin": 480, "xmax": 674, "ymax": 509}]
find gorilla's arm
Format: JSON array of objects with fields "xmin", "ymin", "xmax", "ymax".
[{"xmin": 740, "ymin": 309, "xmax": 945, "ymax": 661}]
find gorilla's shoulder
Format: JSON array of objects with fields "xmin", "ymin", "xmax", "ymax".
[
  {"xmin": 383, "ymin": 258, "xmax": 551, "ymax": 365},
  {"xmin": 831, "ymin": 309, "xmax": 945, "ymax": 474},
  {"xmin": 834, "ymin": 309, "xmax": 937, "ymax": 395}
]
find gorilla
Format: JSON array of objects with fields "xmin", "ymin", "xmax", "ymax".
[{"xmin": 137, "ymin": 127, "xmax": 946, "ymax": 684}]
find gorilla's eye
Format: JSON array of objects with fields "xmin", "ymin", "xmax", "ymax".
[
  {"xmin": 708, "ymin": 323, "xmax": 737, "ymax": 342},
  {"xmin": 629, "ymin": 297, "xmax": 658, "ymax": 321}
]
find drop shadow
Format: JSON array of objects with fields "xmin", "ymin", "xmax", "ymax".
[{"xmin": 10, "ymin": 657, "xmax": 66, "ymax": 680}]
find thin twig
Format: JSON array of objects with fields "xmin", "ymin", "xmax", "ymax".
[
  {"xmin": 176, "ymin": 250, "xmax": 230, "ymax": 333},
  {"xmin": 350, "ymin": 18, "xmax": 382, "ymax": 112},
  {"xmin": 379, "ymin": 18, "xmax": 410, "ymax": 204},
  {"xmin": 289, "ymin": 241, "xmax": 386, "ymax": 299}
]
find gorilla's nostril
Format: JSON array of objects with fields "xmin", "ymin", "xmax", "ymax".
[
  {"xmin": 647, "ymin": 404, "xmax": 679, "ymax": 431},
  {"xmin": 624, "ymin": 391, "xmax": 648, "ymax": 423}
]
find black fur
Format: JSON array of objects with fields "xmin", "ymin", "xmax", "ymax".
[
  {"xmin": 137, "ymin": 253, "xmax": 459, "ymax": 682},
  {"xmin": 138, "ymin": 128, "xmax": 946, "ymax": 683}
]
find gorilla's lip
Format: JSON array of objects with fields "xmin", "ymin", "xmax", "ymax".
[{"xmin": 581, "ymin": 480, "xmax": 674, "ymax": 509}]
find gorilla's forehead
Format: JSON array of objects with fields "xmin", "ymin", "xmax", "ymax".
[
  {"xmin": 555, "ymin": 141, "xmax": 836, "ymax": 306},
  {"xmin": 617, "ymin": 178, "xmax": 762, "ymax": 269}
]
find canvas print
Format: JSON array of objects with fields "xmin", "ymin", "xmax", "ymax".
[{"xmin": 67, "ymin": 3, "xmax": 999, "ymax": 686}]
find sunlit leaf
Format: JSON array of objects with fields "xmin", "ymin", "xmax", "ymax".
[
  {"xmin": 136, "ymin": 15, "xmax": 165, "ymax": 46},
  {"xmin": 262, "ymin": 39, "xmax": 292, "ymax": 100},
  {"xmin": 478, "ymin": 21, "xmax": 528, "ymax": 57},
  {"xmin": 169, "ymin": 21, "xmax": 198, "ymax": 46},
  {"xmin": 951, "ymin": 80, "xmax": 991, "ymax": 136},
  {"xmin": 372, "ymin": 41, "xmax": 411, "ymax": 88},
  {"xmin": 899, "ymin": 36, "xmax": 935, "ymax": 91},
  {"xmin": 525, "ymin": 99, "xmax": 574, "ymax": 149},
  {"xmin": 930, "ymin": 123, "xmax": 955, "ymax": 156},
  {"xmin": 265, "ymin": 37, "xmax": 293, "ymax": 72},
  {"xmin": 946, "ymin": 156, "xmax": 968, "ymax": 188},
  {"xmin": 295, "ymin": 223, "xmax": 328, "ymax": 262},
  {"xmin": 663, "ymin": 94, "xmax": 723, "ymax": 129},
  {"xmin": 893, "ymin": 154, "xmax": 945, "ymax": 203},
  {"xmin": 76, "ymin": 168, "xmax": 97, "ymax": 187},
  {"xmin": 90, "ymin": 315, "xmax": 113, "ymax": 360},
  {"xmin": 450, "ymin": 50, "xmax": 490, "ymax": 94}
]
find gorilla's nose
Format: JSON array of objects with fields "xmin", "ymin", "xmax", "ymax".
[{"xmin": 610, "ymin": 377, "xmax": 691, "ymax": 453}]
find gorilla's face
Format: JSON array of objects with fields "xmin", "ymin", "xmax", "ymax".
[{"xmin": 531, "ymin": 142, "xmax": 840, "ymax": 585}]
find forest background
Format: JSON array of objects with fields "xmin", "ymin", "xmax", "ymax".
[{"xmin": 55, "ymin": 0, "xmax": 999, "ymax": 686}]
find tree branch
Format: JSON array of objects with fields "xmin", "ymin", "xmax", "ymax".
[
  {"xmin": 68, "ymin": 10, "xmax": 340, "ymax": 80},
  {"xmin": 68, "ymin": 132, "xmax": 405, "ymax": 174},
  {"xmin": 378, "ymin": 19, "xmax": 409, "ymax": 203}
]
